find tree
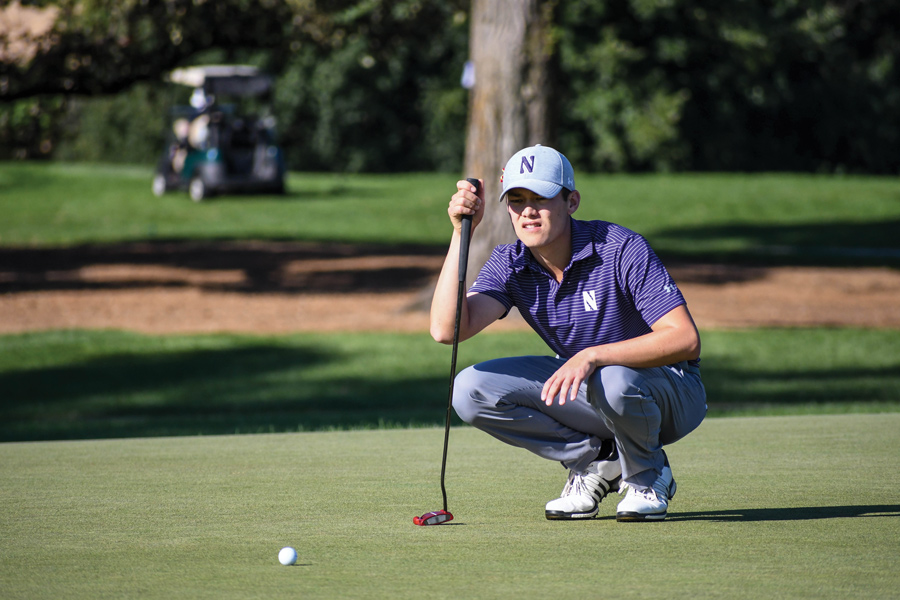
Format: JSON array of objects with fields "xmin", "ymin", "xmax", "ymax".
[
  {"xmin": 7, "ymin": 0, "xmax": 899, "ymax": 173},
  {"xmin": 0, "ymin": 0, "xmax": 294, "ymax": 159},
  {"xmin": 1, "ymin": 0, "xmax": 471, "ymax": 168},
  {"xmin": 1, "ymin": 0, "xmax": 293, "ymax": 101},
  {"xmin": 462, "ymin": 0, "xmax": 557, "ymax": 284},
  {"xmin": 555, "ymin": 0, "xmax": 900, "ymax": 174}
]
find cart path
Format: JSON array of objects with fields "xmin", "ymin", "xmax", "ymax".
[{"xmin": 1, "ymin": 241, "xmax": 898, "ymax": 334}]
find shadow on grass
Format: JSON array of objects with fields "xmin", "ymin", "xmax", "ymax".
[
  {"xmin": 666, "ymin": 505, "xmax": 900, "ymax": 521},
  {"xmin": 701, "ymin": 364, "xmax": 900, "ymax": 412},
  {"xmin": 591, "ymin": 505, "xmax": 900, "ymax": 523},
  {"xmin": 653, "ymin": 219, "xmax": 900, "ymax": 268},
  {"xmin": 2, "ymin": 332, "xmax": 898, "ymax": 442},
  {"xmin": 3, "ymin": 219, "xmax": 897, "ymax": 300},
  {"xmin": 0, "ymin": 341, "xmax": 454, "ymax": 442},
  {"xmin": 0, "ymin": 239, "xmax": 444, "ymax": 294}
]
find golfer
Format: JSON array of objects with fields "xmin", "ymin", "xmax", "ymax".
[{"xmin": 431, "ymin": 145, "xmax": 707, "ymax": 521}]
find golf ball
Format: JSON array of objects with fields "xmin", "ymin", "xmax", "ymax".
[{"xmin": 278, "ymin": 546, "xmax": 298, "ymax": 566}]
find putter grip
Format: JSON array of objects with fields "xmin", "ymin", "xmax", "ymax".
[{"xmin": 459, "ymin": 178, "xmax": 478, "ymax": 282}]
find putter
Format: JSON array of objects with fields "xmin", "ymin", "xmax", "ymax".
[{"xmin": 414, "ymin": 177, "xmax": 479, "ymax": 527}]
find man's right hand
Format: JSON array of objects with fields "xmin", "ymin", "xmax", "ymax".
[{"xmin": 448, "ymin": 179, "xmax": 485, "ymax": 234}]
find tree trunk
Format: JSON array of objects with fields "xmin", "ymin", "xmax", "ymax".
[{"xmin": 463, "ymin": 0, "xmax": 556, "ymax": 287}]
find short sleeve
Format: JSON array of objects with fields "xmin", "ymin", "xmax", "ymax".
[
  {"xmin": 617, "ymin": 234, "xmax": 686, "ymax": 327},
  {"xmin": 468, "ymin": 246, "xmax": 515, "ymax": 316}
]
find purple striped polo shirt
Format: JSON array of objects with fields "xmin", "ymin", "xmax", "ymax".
[{"xmin": 470, "ymin": 218, "xmax": 695, "ymax": 363}]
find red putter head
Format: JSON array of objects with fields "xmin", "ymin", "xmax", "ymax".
[{"xmin": 413, "ymin": 510, "xmax": 454, "ymax": 526}]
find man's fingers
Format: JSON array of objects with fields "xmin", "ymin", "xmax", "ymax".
[
  {"xmin": 555, "ymin": 381, "xmax": 567, "ymax": 405},
  {"xmin": 543, "ymin": 377, "xmax": 573, "ymax": 406},
  {"xmin": 454, "ymin": 180, "xmax": 482, "ymax": 210},
  {"xmin": 570, "ymin": 377, "xmax": 582, "ymax": 401},
  {"xmin": 541, "ymin": 379, "xmax": 557, "ymax": 405},
  {"xmin": 449, "ymin": 193, "xmax": 480, "ymax": 217},
  {"xmin": 551, "ymin": 378, "xmax": 583, "ymax": 406},
  {"xmin": 543, "ymin": 357, "xmax": 593, "ymax": 407}
]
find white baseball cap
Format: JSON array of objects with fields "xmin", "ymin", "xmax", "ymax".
[{"xmin": 499, "ymin": 145, "xmax": 575, "ymax": 201}]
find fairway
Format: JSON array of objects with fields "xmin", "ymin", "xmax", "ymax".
[
  {"xmin": 2, "ymin": 163, "xmax": 899, "ymax": 268},
  {"xmin": 2, "ymin": 163, "xmax": 898, "ymax": 598},
  {"xmin": 2, "ymin": 414, "xmax": 897, "ymax": 599}
]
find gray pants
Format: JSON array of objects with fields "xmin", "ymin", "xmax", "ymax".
[{"xmin": 452, "ymin": 356, "xmax": 707, "ymax": 488}]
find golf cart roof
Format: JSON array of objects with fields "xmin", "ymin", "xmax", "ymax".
[{"xmin": 168, "ymin": 65, "xmax": 273, "ymax": 96}]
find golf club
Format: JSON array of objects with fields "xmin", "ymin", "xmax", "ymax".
[{"xmin": 413, "ymin": 177, "xmax": 479, "ymax": 527}]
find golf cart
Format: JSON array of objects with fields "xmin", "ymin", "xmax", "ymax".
[{"xmin": 152, "ymin": 65, "xmax": 286, "ymax": 201}]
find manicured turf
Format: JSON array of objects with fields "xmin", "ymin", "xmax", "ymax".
[
  {"xmin": 2, "ymin": 328, "xmax": 898, "ymax": 442},
  {"xmin": 1, "ymin": 414, "xmax": 897, "ymax": 599},
  {"xmin": 2, "ymin": 163, "xmax": 897, "ymax": 596},
  {"xmin": 2, "ymin": 162, "xmax": 898, "ymax": 266}
]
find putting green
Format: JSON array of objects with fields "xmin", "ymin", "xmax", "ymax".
[{"xmin": 1, "ymin": 414, "xmax": 897, "ymax": 599}]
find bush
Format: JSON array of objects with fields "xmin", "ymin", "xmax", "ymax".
[{"xmin": 55, "ymin": 82, "xmax": 177, "ymax": 165}]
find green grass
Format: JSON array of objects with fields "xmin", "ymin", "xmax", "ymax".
[
  {"xmin": 2, "ymin": 163, "xmax": 898, "ymax": 597},
  {"xmin": 2, "ymin": 162, "xmax": 899, "ymax": 265},
  {"xmin": 2, "ymin": 328, "xmax": 898, "ymax": 442},
  {"xmin": 582, "ymin": 173, "xmax": 900, "ymax": 264},
  {"xmin": 2, "ymin": 162, "xmax": 898, "ymax": 435},
  {"xmin": 1, "ymin": 414, "xmax": 898, "ymax": 599},
  {"xmin": 0, "ymin": 162, "xmax": 457, "ymax": 246}
]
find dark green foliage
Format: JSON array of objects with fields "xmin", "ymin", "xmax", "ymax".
[
  {"xmin": 2, "ymin": 0, "xmax": 470, "ymax": 171},
  {"xmin": 271, "ymin": 3, "xmax": 469, "ymax": 172},
  {"xmin": 3, "ymin": 0, "xmax": 900, "ymax": 173},
  {"xmin": 556, "ymin": 0, "xmax": 900, "ymax": 173},
  {"xmin": 54, "ymin": 82, "xmax": 178, "ymax": 164},
  {"xmin": 2, "ymin": 0, "xmax": 293, "ymax": 100}
]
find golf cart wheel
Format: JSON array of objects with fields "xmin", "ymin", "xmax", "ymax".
[
  {"xmin": 151, "ymin": 174, "xmax": 169, "ymax": 197},
  {"xmin": 189, "ymin": 177, "xmax": 209, "ymax": 202}
]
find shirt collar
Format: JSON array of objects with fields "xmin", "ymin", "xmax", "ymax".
[
  {"xmin": 509, "ymin": 218, "xmax": 597, "ymax": 273},
  {"xmin": 570, "ymin": 218, "xmax": 596, "ymax": 264}
]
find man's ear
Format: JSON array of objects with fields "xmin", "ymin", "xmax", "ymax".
[{"xmin": 567, "ymin": 190, "xmax": 581, "ymax": 215}]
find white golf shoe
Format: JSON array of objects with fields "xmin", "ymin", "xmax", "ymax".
[
  {"xmin": 615, "ymin": 462, "xmax": 677, "ymax": 522},
  {"xmin": 545, "ymin": 450, "xmax": 622, "ymax": 520}
]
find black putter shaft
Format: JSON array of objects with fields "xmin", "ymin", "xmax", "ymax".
[{"xmin": 439, "ymin": 177, "xmax": 478, "ymax": 513}]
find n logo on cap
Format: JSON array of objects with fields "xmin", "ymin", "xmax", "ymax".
[{"xmin": 520, "ymin": 155, "xmax": 535, "ymax": 174}]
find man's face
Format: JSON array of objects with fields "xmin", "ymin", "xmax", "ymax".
[{"xmin": 505, "ymin": 187, "xmax": 579, "ymax": 252}]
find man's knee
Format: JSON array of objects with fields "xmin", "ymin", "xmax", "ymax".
[
  {"xmin": 451, "ymin": 365, "xmax": 488, "ymax": 425},
  {"xmin": 588, "ymin": 365, "xmax": 643, "ymax": 417}
]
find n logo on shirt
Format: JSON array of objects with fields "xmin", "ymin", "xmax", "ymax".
[{"xmin": 582, "ymin": 290, "xmax": 598, "ymax": 312}]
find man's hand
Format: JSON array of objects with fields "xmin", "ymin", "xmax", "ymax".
[
  {"xmin": 541, "ymin": 349, "xmax": 598, "ymax": 406},
  {"xmin": 539, "ymin": 305, "xmax": 702, "ymax": 406},
  {"xmin": 449, "ymin": 179, "xmax": 485, "ymax": 234}
]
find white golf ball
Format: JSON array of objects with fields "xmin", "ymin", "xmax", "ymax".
[{"xmin": 278, "ymin": 546, "xmax": 298, "ymax": 566}]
